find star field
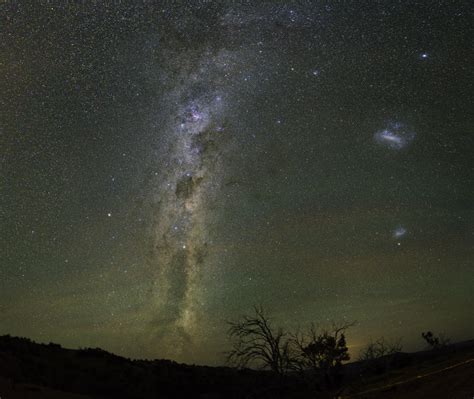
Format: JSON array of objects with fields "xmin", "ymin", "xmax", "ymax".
[{"xmin": 1, "ymin": 1, "xmax": 473, "ymax": 365}]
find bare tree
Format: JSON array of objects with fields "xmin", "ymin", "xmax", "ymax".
[
  {"xmin": 358, "ymin": 337, "xmax": 402, "ymax": 373},
  {"xmin": 226, "ymin": 306, "xmax": 290, "ymax": 375}
]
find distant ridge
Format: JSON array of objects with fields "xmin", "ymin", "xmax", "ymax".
[
  {"xmin": 0, "ymin": 334, "xmax": 276, "ymax": 398},
  {"xmin": 1, "ymin": 334, "xmax": 473, "ymax": 398}
]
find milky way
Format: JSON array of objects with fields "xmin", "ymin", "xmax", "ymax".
[
  {"xmin": 146, "ymin": 52, "xmax": 229, "ymax": 355},
  {"xmin": 2, "ymin": 1, "xmax": 473, "ymax": 366},
  {"xmin": 142, "ymin": 42, "xmax": 263, "ymax": 357},
  {"xmin": 142, "ymin": 7, "xmax": 284, "ymax": 358}
]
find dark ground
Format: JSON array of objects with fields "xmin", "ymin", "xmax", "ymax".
[{"xmin": 0, "ymin": 335, "xmax": 473, "ymax": 398}]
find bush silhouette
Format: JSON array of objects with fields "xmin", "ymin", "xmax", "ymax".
[
  {"xmin": 421, "ymin": 331, "xmax": 450, "ymax": 350},
  {"xmin": 290, "ymin": 322, "xmax": 354, "ymax": 388},
  {"xmin": 358, "ymin": 337, "xmax": 403, "ymax": 374}
]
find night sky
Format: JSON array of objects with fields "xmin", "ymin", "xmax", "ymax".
[{"xmin": 1, "ymin": 1, "xmax": 473, "ymax": 365}]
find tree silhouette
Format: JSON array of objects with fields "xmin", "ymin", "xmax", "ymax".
[
  {"xmin": 226, "ymin": 306, "xmax": 290, "ymax": 375},
  {"xmin": 358, "ymin": 337, "xmax": 402, "ymax": 374},
  {"xmin": 226, "ymin": 307, "xmax": 355, "ymax": 389},
  {"xmin": 421, "ymin": 331, "xmax": 450, "ymax": 350},
  {"xmin": 290, "ymin": 322, "xmax": 354, "ymax": 388}
]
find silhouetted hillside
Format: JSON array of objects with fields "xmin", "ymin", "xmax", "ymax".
[
  {"xmin": 340, "ymin": 340, "xmax": 474, "ymax": 398},
  {"xmin": 0, "ymin": 334, "xmax": 473, "ymax": 398},
  {"xmin": 0, "ymin": 335, "xmax": 293, "ymax": 398}
]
